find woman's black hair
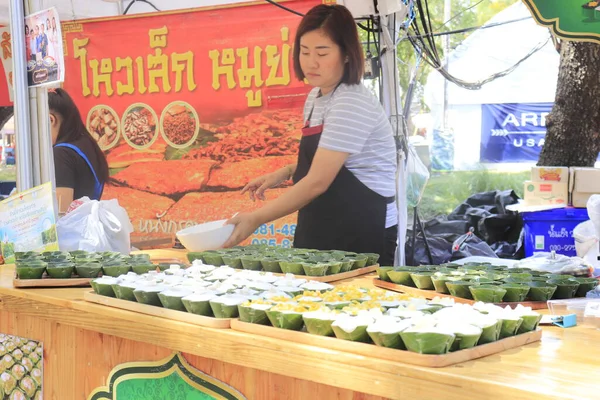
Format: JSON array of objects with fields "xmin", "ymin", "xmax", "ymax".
[{"xmin": 48, "ymin": 88, "xmax": 109, "ymax": 182}]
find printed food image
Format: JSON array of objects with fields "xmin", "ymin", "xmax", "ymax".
[
  {"xmin": 0, "ymin": 334, "xmax": 43, "ymax": 399},
  {"xmin": 122, "ymin": 104, "xmax": 158, "ymax": 149},
  {"xmin": 106, "ymin": 142, "xmax": 167, "ymax": 169},
  {"xmin": 110, "ymin": 160, "xmax": 216, "ymax": 196},
  {"xmin": 102, "ymin": 185, "xmax": 175, "ymax": 221},
  {"xmin": 163, "ymin": 188, "xmax": 294, "ymax": 222},
  {"xmin": 161, "ymin": 102, "xmax": 199, "ymax": 148},
  {"xmin": 184, "ymin": 109, "xmax": 303, "ymax": 162},
  {"xmin": 87, "ymin": 105, "xmax": 120, "ymax": 150},
  {"xmin": 207, "ymin": 155, "xmax": 297, "ymax": 190}
]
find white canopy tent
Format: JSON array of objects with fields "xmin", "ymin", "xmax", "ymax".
[
  {"xmin": 424, "ymin": 2, "xmax": 559, "ymax": 171},
  {"xmin": 2, "ymin": 0, "xmax": 409, "ymax": 264}
]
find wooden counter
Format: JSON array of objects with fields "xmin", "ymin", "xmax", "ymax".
[{"xmin": 1, "ymin": 252, "xmax": 599, "ymax": 399}]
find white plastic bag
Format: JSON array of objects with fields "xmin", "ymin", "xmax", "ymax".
[
  {"xmin": 514, "ymin": 252, "xmax": 592, "ymax": 276},
  {"xmin": 405, "ymin": 145, "xmax": 429, "ymax": 208},
  {"xmin": 56, "ymin": 197, "xmax": 133, "ymax": 254}
]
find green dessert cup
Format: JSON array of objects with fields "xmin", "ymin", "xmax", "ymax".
[
  {"xmin": 500, "ymin": 284, "xmax": 531, "ymax": 303},
  {"xmin": 527, "ymin": 282, "xmax": 557, "ymax": 302},
  {"xmin": 410, "ymin": 272, "xmax": 435, "ymax": 290},
  {"xmin": 547, "ymin": 279, "xmax": 579, "ymax": 300},
  {"xmin": 446, "ymin": 281, "xmax": 474, "ymax": 299},
  {"xmin": 469, "ymin": 285, "xmax": 507, "ymax": 303}
]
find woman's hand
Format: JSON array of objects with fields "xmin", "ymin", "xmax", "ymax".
[
  {"xmin": 222, "ymin": 212, "xmax": 262, "ymax": 248},
  {"xmin": 242, "ymin": 167, "xmax": 290, "ymax": 201}
]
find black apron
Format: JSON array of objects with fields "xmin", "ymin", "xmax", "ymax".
[{"xmin": 292, "ymin": 94, "xmax": 395, "ymax": 258}]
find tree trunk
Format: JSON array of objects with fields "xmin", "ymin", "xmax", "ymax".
[
  {"xmin": 538, "ymin": 41, "xmax": 600, "ymax": 167},
  {"xmin": 0, "ymin": 106, "xmax": 13, "ymax": 132}
]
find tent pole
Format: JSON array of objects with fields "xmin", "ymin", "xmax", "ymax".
[
  {"xmin": 9, "ymin": 0, "xmax": 34, "ymax": 191},
  {"xmin": 442, "ymin": 0, "xmax": 451, "ymax": 131}
]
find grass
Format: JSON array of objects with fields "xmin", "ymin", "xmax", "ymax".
[
  {"xmin": 0, "ymin": 166, "xmax": 16, "ymax": 182},
  {"xmin": 415, "ymin": 170, "xmax": 529, "ymax": 221}
]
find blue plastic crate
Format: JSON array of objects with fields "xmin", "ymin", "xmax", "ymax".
[{"xmin": 522, "ymin": 208, "xmax": 590, "ymax": 257}]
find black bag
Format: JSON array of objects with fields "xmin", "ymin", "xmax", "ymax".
[{"xmin": 451, "ymin": 229, "xmax": 498, "ymax": 260}]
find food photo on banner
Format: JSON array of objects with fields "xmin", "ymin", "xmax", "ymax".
[
  {"xmin": 24, "ymin": 7, "xmax": 64, "ymax": 87},
  {"xmin": 479, "ymin": 102, "xmax": 552, "ymax": 163},
  {"xmin": 61, "ymin": 0, "xmax": 321, "ymax": 247}
]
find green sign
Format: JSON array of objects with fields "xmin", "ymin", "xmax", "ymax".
[
  {"xmin": 89, "ymin": 353, "xmax": 246, "ymax": 400},
  {"xmin": 523, "ymin": 0, "xmax": 600, "ymax": 42}
]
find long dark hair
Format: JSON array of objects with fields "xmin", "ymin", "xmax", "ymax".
[{"xmin": 48, "ymin": 88, "xmax": 109, "ymax": 182}]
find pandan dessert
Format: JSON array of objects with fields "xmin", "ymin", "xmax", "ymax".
[
  {"xmin": 514, "ymin": 306, "xmax": 543, "ymax": 334},
  {"xmin": 571, "ymin": 277, "xmax": 598, "ymax": 297},
  {"xmin": 45, "ymin": 265, "xmax": 75, "ymax": 279},
  {"xmin": 351, "ymin": 255, "xmax": 369, "ymax": 270},
  {"xmin": 362, "ymin": 253, "xmax": 380, "ymax": 266},
  {"xmin": 470, "ymin": 316, "xmax": 502, "ymax": 344},
  {"xmin": 367, "ymin": 317, "xmax": 411, "ymax": 349},
  {"xmin": 302, "ymin": 309, "xmax": 340, "ymax": 336},
  {"xmin": 469, "ymin": 285, "xmax": 507, "ymax": 303},
  {"xmin": 15, "ymin": 265, "xmax": 46, "ymax": 280},
  {"xmin": 102, "ymin": 264, "xmax": 131, "ymax": 277},
  {"xmin": 547, "ymin": 279, "xmax": 579, "ymax": 299},
  {"xmin": 332, "ymin": 313, "xmax": 375, "ymax": 343},
  {"xmin": 387, "ymin": 269, "xmax": 415, "ymax": 286},
  {"xmin": 436, "ymin": 322, "xmax": 483, "ymax": 351},
  {"xmin": 202, "ymin": 251, "xmax": 224, "ymax": 266},
  {"xmin": 340, "ymin": 258, "xmax": 355, "ymax": 273},
  {"xmin": 432, "ymin": 274, "xmax": 452, "ymax": 294},
  {"xmin": 182, "ymin": 292, "xmax": 218, "ymax": 316},
  {"xmin": 209, "ymin": 295, "xmax": 248, "ymax": 318},
  {"xmin": 527, "ymin": 282, "xmax": 557, "ymax": 301},
  {"xmin": 241, "ymin": 256, "xmax": 263, "ymax": 271},
  {"xmin": 266, "ymin": 303, "xmax": 310, "ymax": 331},
  {"xmin": 111, "ymin": 281, "xmax": 139, "ymax": 302},
  {"xmin": 500, "ymin": 284, "xmax": 530, "ymax": 302},
  {"xmin": 400, "ymin": 326, "xmax": 455, "ymax": 355},
  {"xmin": 301, "ymin": 281, "xmax": 334, "ymax": 293},
  {"xmin": 75, "ymin": 262, "xmax": 103, "ymax": 278},
  {"xmin": 133, "ymin": 284, "xmax": 167, "ymax": 306},
  {"xmin": 376, "ymin": 266, "xmax": 394, "ymax": 282},
  {"xmin": 410, "ymin": 272, "xmax": 435, "ymax": 290},
  {"xmin": 131, "ymin": 263, "xmax": 157, "ymax": 274},
  {"xmin": 325, "ymin": 261, "xmax": 343, "ymax": 275},
  {"xmin": 497, "ymin": 314, "xmax": 523, "ymax": 339},
  {"xmin": 158, "ymin": 289, "xmax": 193, "ymax": 311},
  {"xmin": 91, "ymin": 277, "xmax": 120, "ymax": 297},
  {"xmin": 446, "ymin": 281, "xmax": 474, "ymax": 299},
  {"xmin": 260, "ymin": 258, "xmax": 282, "ymax": 273},
  {"xmin": 238, "ymin": 300, "xmax": 273, "ymax": 324},
  {"xmin": 279, "ymin": 260, "xmax": 305, "ymax": 275},
  {"xmin": 302, "ymin": 263, "xmax": 330, "ymax": 277}
]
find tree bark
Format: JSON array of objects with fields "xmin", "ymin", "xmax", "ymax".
[
  {"xmin": 538, "ymin": 41, "xmax": 600, "ymax": 167},
  {"xmin": 0, "ymin": 106, "xmax": 13, "ymax": 132}
]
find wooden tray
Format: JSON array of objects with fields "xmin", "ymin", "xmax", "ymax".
[
  {"xmin": 13, "ymin": 274, "xmax": 93, "ymax": 288},
  {"xmin": 84, "ymin": 291, "xmax": 231, "ymax": 329},
  {"xmin": 373, "ymin": 279, "xmax": 548, "ymax": 310},
  {"xmin": 272, "ymin": 264, "xmax": 378, "ymax": 282},
  {"xmin": 13, "ymin": 257, "xmax": 189, "ymax": 289},
  {"xmin": 231, "ymin": 319, "xmax": 542, "ymax": 368}
]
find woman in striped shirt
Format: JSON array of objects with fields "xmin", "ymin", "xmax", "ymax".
[{"xmin": 224, "ymin": 4, "xmax": 398, "ymax": 265}]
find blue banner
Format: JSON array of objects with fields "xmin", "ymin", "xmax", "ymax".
[{"xmin": 480, "ymin": 103, "xmax": 552, "ymax": 163}]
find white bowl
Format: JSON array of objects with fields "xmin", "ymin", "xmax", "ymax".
[{"xmin": 176, "ymin": 219, "xmax": 234, "ymax": 252}]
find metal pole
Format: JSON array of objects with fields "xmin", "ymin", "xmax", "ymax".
[
  {"xmin": 442, "ymin": 0, "xmax": 451, "ymax": 130},
  {"xmin": 9, "ymin": 0, "xmax": 35, "ymax": 191}
]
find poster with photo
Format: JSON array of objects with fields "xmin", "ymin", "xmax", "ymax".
[{"xmin": 24, "ymin": 7, "xmax": 64, "ymax": 87}]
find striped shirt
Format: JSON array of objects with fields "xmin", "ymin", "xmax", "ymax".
[{"xmin": 303, "ymin": 83, "xmax": 398, "ymax": 228}]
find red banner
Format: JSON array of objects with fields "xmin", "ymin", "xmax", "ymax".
[{"xmin": 62, "ymin": 0, "xmax": 323, "ymax": 247}]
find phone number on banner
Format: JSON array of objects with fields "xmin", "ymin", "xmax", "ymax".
[{"xmin": 251, "ymin": 223, "xmax": 296, "ymax": 248}]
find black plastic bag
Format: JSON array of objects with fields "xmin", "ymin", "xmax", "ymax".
[
  {"xmin": 405, "ymin": 231, "xmax": 454, "ymax": 266},
  {"xmin": 451, "ymin": 229, "xmax": 498, "ymax": 260}
]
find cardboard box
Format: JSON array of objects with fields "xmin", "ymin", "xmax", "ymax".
[
  {"xmin": 523, "ymin": 180, "xmax": 568, "ymax": 206},
  {"xmin": 569, "ymin": 167, "xmax": 600, "ymax": 207},
  {"xmin": 531, "ymin": 166, "xmax": 569, "ymax": 183}
]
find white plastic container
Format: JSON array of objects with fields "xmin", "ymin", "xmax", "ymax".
[{"xmin": 176, "ymin": 220, "xmax": 234, "ymax": 252}]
